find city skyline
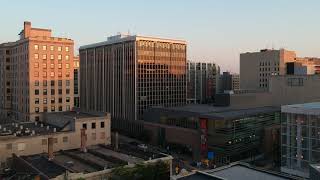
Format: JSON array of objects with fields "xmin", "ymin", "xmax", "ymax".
[{"xmin": 1, "ymin": 0, "xmax": 320, "ymax": 73}]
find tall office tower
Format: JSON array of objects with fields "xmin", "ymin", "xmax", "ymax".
[
  {"xmin": 186, "ymin": 61, "xmax": 220, "ymax": 104},
  {"xmin": 0, "ymin": 22, "xmax": 74, "ymax": 122},
  {"xmin": 240, "ymin": 49, "xmax": 317, "ymax": 90},
  {"xmin": 80, "ymin": 34, "xmax": 187, "ymax": 122},
  {"xmin": 73, "ymin": 56, "xmax": 80, "ymax": 107}
]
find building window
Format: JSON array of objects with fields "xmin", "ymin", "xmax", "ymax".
[
  {"xmin": 51, "ymin": 97, "xmax": 55, "ymax": 103},
  {"xmin": 35, "ymin": 107, "xmax": 39, "ymax": 113},
  {"xmin": 63, "ymin": 136, "xmax": 68, "ymax": 143},
  {"xmin": 65, "ymin": 47, "xmax": 69, "ymax": 52},
  {"xmin": 58, "ymin": 80, "xmax": 62, "ymax": 86},
  {"xmin": 43, "ymin": 80, "xmax": 47, "ymax": 86},
  {"xmin": 92, "ymin": 122, "xmax": 96, "ymax": 129},
  {"xmin": 92, "ymin": 133, "xmax": 96, "ymax": 140},
  {"xmin": 82, "ymin": 123, "xmax": 87, "ymax": 129},
  {"xmin": 100, "ymin": 122, "xmax": 105, "ymax": 128},
  {"xmin": 51, "ymin": 80, "xmax": 55, "ymax": 86},
  {"xmin": 34, "ymin": 62, "xmax": 39, "ymax": 68},
  {"xmin": 35, "ymin": 89, "xmax": 39, "ymax": 95},
  {"xmin": 58, "ymin": 54, "xmax": 62, "ymax": 60},
  {"xmin": 43, "ymin": 89, "xmax": 47, "ymax": 95},
  {"xmin": 43, "ymin": 63, "xmax": 47, "ymax": 69},
  {"xmin": 66, "ymin": 55, "xmax": 69, "ymax": 61},
  {"xmin": 51, "ymin": 89, "xmax": 55, "ymax": 95},
  {"xmin": 35, "ymin": 80, "xmax": 39, "ymax": 86},
  {"xmin": 42, "ymin": 45, "xmax": 47, "ymax": 51},
  {"xmin": 50, "ymin": 63, "xmax": 54, "ymax": 69},
  {"xmin": 42, "ymin": 54, "xmax": 47, "ymax": 60},
  {"xmin": 66, "ymin": 63, "xmax": 70, "ymax": 69},
  {"xmin": 42, "ymin": 139, "xmax": 47, "ymax": 145},
  {"xmin": 50, "ymin": 72, "xmax": 55, "ymax": 77},
  {"xmin": 34, "ymin": 71, "xmax": 39, "ymax": 77},
  {"xmin": 66, "ymin": 97, "xmax": 70, "ymax": 102},
  {"xmin": 58, "ymin": 71, "xmax": 62, "ymax": 77},
  {"xmin": 287, "ymin": 78, "xmax": 304, "ymax": 86},
  {"xmin": 66, "ymin": 105, "xmax": 70, "ymax": 111},
  {"xmin": 59, "ymin": 106, "xmax": 62, "ymax": 111},
  {"xmin": 50, "ymin": 46, "xmax": 54, "ymax": 51},
  {"xmin": 43, "ymin": 98, "xmax": 47, "ymax": 104},
  {"xmin": 35, "ymin": 98, "xmax": 39, "ymax": 104},
  {"xmin": 59, "ymin": 97, "xmax": 62, "ymax": 103},
  {"xmin": 58, "ymin": 46, "xmax": 62, "ymax": 52},
  {"xmin": 43, "ymin": 107, "xmax": 48, "ymax": 112},
  {"xmin": 58, "ymin": 63, "xmax": 62, "ymax": 69},
  {"xmin": 43, "ymin": 71, "xmax": 47, "ymax": 77},
  {"xmin": 66, "ymin": 89, "xmax": 70, "ymax": 94},
  {"xmin": 100, "ymin": 132, "xmax": 105, "ymax": 139},
  {"xmin": 34, "ymin": 53, "xmax": 39, "ymax": 59},
  {"xmin": 17, "ymin": 143, "xmax": 26, "ymax": 151},
  {"xmin": 51, "ymin": 106, "xmax": 55, "ymax": 112},
  {"xmin": 66, "ymin": 72, "xmax": 70, "ymax": 77},
  {"xmin": 53, "ymin": 138, "xmax": 58, "ymax": 143},
  {"xmin": 50, "ymin": 54, "xmax": 54, "ymax": 60},
  {"xmin": 34, "ymin": 45, "xmax": 39, "ymax": 50}
]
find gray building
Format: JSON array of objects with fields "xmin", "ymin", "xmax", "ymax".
[
  {"xmin": 281, "ymin": 102, "xmax": 320, "ymax": 178},
  {"xmin": 79, "ymin": 34, "xmax": 187, "ymax": 123},
  {"xmin": 217, "ymin": 72, "xmax": 240, "ymax": 93},
  {"xmin": 187, "ymin": 61, "xmax": 220, "ymax": 104}
]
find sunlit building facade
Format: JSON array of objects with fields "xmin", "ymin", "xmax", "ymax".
[{"xmin": 79, "ymin": 34, "xmax": 187, "ymax": 122}]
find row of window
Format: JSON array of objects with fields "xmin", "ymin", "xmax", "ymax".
[
  {"xmin": 35, "ymin": 97, "xmax": 71, "ymax": 104},
  {"xmin": 82, "ymin": 121, "xmax": 105, "ymax": 129},
  {"xmin": 35, "ymin": 89, "xmax": 71, "ymax": 95},
  {"xmin": 259, "ymin": 61, "xmax": 279, "ymax": 66},
  {"xmin": 35, "ymin": 80, "xmax": 71, "ymax": 86},
  {"xmin": 34, "ymin": 71, "xmax": 71, "ymax": 78},
  {"xmin": 34, "ymin": 62, "xmax": 70, "ymax": 69},
  {"xmin": 34, "ymin": 54, "xmax": 69, "ymax": 60},
  {"xmin": 34, "ymin": 45, "xmax": 69, "ymax": 52},
  {"xmin": 35, "ymin": 105, "xmax": 70, "ymax": 112}
]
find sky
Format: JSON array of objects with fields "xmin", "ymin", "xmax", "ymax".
[{"xmin": 1, "ymin": 0, "xmax": 320, "ymax": 73}]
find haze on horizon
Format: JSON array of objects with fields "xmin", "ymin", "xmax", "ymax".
[{"xmin": 1, "ymin": 0, "xmax": 320, "ymax": 73}]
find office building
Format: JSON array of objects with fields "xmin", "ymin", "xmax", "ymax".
[
  {"xmin": 73, "ymin": 56, "xmax": 80, "ymax": 107},
  {"xmin": 281, "ymin": 102, "xmax": 320, "ymax": 178},
  {"xmin": 0, "ymin": 21, "xmax": 75, "ymax": 122},
  {"xmin": 216, "ymin": 75, "xmax": 320, "ymax": 108},
  {"xmin": 218, "ymin": 72, "xmax": 240, "ymax": 93},
  {"xmin": 79, "ymin": 34, "xmax": 187, "ymax": 122},
  {"xmin": 187, "ymin": 61, "xmax": 220, "ymax": 104},
  {"xmin": 240, "ymin": 49, "xmax": 317, "ymax": 90}
]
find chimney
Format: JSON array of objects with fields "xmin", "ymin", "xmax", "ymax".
[
  {"xmin": 48, "ymin": 137, "xmax": 54, "ymax": 160},
  {"xmin": 80, "ymin": 128, "xmax": 87, "ymax": 153},
  {"xmin": 23, "ymin": 21, "xmax": 31, "ymax": 38}
]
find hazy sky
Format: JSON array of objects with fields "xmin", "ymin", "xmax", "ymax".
[{"xmin": 1, "ymin": 0, "xmax": 320, "ymax": 73}]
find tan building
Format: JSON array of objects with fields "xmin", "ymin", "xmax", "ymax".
[
  {"xmin": 0, "ymin": 21, "xmax": 75, "ymax": 122},
  {"xmin": 240, "ymin": 49, "xmax": 317, "ymax": 90},
  {"xmin": 221, "ymin": 75, "xmax": 320, "ymax": 108},
  {"xmin": 0, "ymin": 111, "xmax": 111, "ymax": 164}
]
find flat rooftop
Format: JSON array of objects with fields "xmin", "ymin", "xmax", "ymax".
[
  {"xmin": 205, "ymin": 163, "xmax": 297, "ymax": 180},
  {"xmin": 281, "ymin": 102, "xmax": 320, "ymax": 115},
  {"xmin": 11, "ymin": 143, "xmax": 170, "ymax": 179},
  {"xmin": 80, "ymin": 34, "xmax": 187, "ymax": 50},
  {"xmin": 152, "ymin": 104, "xmax": 279, "ymax": 120}
]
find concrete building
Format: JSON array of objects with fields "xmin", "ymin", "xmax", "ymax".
[
  {"xmin": 218, "ymin": 72, "xmax": 240, "ymax": 93},
  {"xmin": 79, "ymin": 34, "xmax": 187, "ymax": 123},
  {"xmin": 216, "ymin": 75, "xmax": 320, "ymax": 109},
  {"xmin": 0, "ymin": 21, "xmax": 75, "ymax": 122},
  {"xmin": 281, "ymin": 102, "xmax": 320, "ymax": 178},
  {"xmin": 187, "ymin": 61, "xmax": 220, "ymax": 104},
  {"xmin": 0, "ymin": 111, "xmax": 111, "ymax": 165},
  {"xmin": 73, "ymin": 56, "xmax": 80, "ymax": 107},
  {"xmin": 240, "ymin": 49, "xmax": 317, "ymax": 90},
  {"xmin": 143, "ymin": 104, "xmax": 280, "ymax": 162}
]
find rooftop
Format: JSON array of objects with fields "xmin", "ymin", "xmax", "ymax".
[
  {"xmin": 205, "ymin": 162, "xmax": 297, "ymax": 180},
  {"xmin": 152, "ymin": 104, "xmax": 279, "ymax": 120},
  {"xmin": 80, "ymin": 34, "xmax": 187, "ymax": 50},
  {"xmin": 281, "ymin": 102, "xmax": 320, "ymax": 115}
]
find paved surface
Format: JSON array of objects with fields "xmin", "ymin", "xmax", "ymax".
[{"xmin": 91, "ymin": 146, "xmax": 143, "ymax": 164}]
